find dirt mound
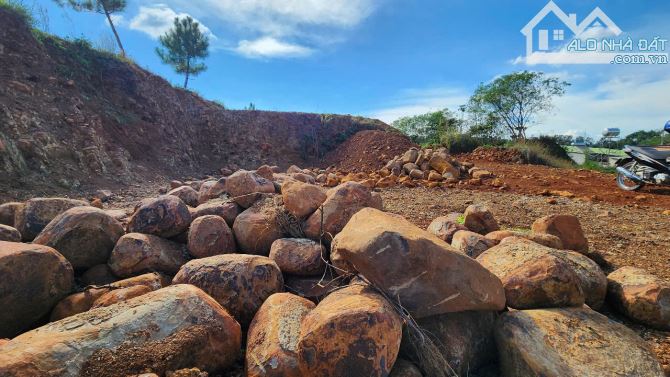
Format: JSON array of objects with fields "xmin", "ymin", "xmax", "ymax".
[
  {"xmin": 463, "ymin": 147, "xmax": 526, "ymax": 164},
  {"xmin": 322, "ymin": 130, "xmax": 416, "ymax": 171},
  {"xmin": 0, "ymin": 8, "xmax": 386, "ymax": 200}
]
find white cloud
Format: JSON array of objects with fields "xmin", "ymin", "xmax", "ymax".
[
  {"xmin": 235, "ymin": 37, "xmax": 313, "ymax": 59},
  {"xmin": 128, "ymin": 4, "xmax": 216, "ymax": 40},
  {"xmin": 368, "ymin": 87, "xmax": 470, "ymax": 124}
]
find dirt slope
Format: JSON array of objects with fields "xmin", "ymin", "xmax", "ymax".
[
  {"xmin": 322, "ymin": 130, "xmax": 417, "ymax": 171},
  {"xmin": 0, "ymin": 8, "xmax": 387, "ymax": 199}
]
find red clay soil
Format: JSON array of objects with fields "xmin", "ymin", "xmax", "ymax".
[
  {"xmin": 322, "ymin": 130, "xmax": 417, "ymax": 172},
  {"xmin": 465, "ymin": 160, "xmax": 670, "ymax": 210},
  {"xmin": 464, "ymin": 147, "xmax": 526, "ymax": 164}
]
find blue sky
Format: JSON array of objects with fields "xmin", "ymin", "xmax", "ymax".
[{"xmin": 26, "ymin": 0, "xmax": 670, "ymax": 138}]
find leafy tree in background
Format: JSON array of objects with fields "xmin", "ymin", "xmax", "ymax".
[
  {"xmin": 156, "ymin": 16, "xmax": 209, "ymax": 89},
  {"xmin": 55, "ymin": 0, "xmax": 127, "ymax": 56},
  {"xmin": 466, "ymin": 71, "xmax": 569, "ymax": 140},
  {"xmin": 392, "ymin": 109, "xmax": 462, "ymax": 145}
]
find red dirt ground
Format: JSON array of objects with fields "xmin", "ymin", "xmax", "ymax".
[{"xmin": 321, "ymin": 130, "xmax": 417, "ymax": 172}]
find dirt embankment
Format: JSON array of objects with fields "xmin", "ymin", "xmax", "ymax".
[
  {"xmin": 0, "ymin": 8, "xmax": 388, "ymax": 200},
  {"xmin": 321, "ymin": 130, "xmax": 417, "ymax": 172}
]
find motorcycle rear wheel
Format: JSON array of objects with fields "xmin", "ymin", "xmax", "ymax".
[{"xmin": 616, "ymin": 161, "xmax": 645, "ymax": 191}]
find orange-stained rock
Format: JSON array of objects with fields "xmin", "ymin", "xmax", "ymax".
[
  {"xmin": 33, "ymin": 207, "xmax": 124, "ymax": 270},
  {"xmin": 290, "ymin": 172, "xmax": 316, "ymax": 184},
  {"xmin": 485, "ymin": 230, "xmax": 564, "ymax": 250},
  {"xmin": 607, "ymin": 266, "xmax": 670, "ymax": 330},
  {"xmin": 376, "ymin": 175, "xmax": 397, "ymax": 188},
  {"xmin": 167, "ymin": 186, "xmax": 200, "ymax": 207},
  {"xmin": 172, "ymin": 254, "xmax": 283, "ymax": 327},
  {"xmin": 287, "ymin": 165, "xmax": 303, "ymax": 174},
  {"xmin": 0, "ymin": 285, "xmax": 241, "ymax": 376},
  {"xmin": 233, "ymin": 201, "xmax": 285, "ymax": 256},
  {"xmin": 246, "ymin": 293, "xmax": 316, "ymax": 377},
  {"xmin": 192, "ymin": 199, "xmax": 241, "ymax": 227},
  {"xmin": 81, "ymin": 264, "xmax": 118, "ymax": 286},
  {"xmin": 187, "ymin": 215, "xmax": 236, "ymax": 258},
  {"xmin": 297, "ymin": 284, "xmax": 402, "ymax": 377},
  {"xmin": 389, "ymin": 359, "xmax": 422, "ymax": 377},
  {"xmin": 225, "ymin": 170, "xmax": 276, "ymax": 208},
  {"xmin": 91, "ymin": 285, "xmax": 154, "ymax": 309},
  {"xmin": 532, "ymin": 214, "xmax": 588, "ymax": 252},
  {"xmin": 0, "ymin": 201, "xmax": 23, "ymax": 227},
  {"xmin": 451, "ymin": 230, "xmax": 497, "ymax": 258},
  {"xmin": 284, "ymin": 274, "xmax": 339, "ymax": 302},
  {"xmin": 281, "ymin": 180, "xmax": 327, "ymax": 219},
  {"xmin": 477, "ymin": 237, "xmax": 606, "ymax": 310},
  {"xmin": 303, "ymin": 181, "xmax": 374, "ymax": 241},
  {"xmin": 331, "ymin": 208, "xmax": 505, "ymax": 318},
  {"xmin": 0, "ymin": 241, "xmax": 74, "ymax": 338},
  {"xmin": 109, "ymin": 233, "xmax": 189, "ymax": 277},
  {"xmin": 256, "ymin": 165, "xmax": 275, "ymax": 180},
  {"xmin": 0, "ymin": 224, "xmax": 21, "ymax": 242},
  {"xmin": 495, "ymin": 307, "xmax": 664, "ymax": 376},
  {"xmin": 463, "ymin": 204, "xmax": 499, "ymax": 234},
  {"xmin": 429, "ymin": 155, "xmax": 459, "ymax": 177},
  {"xmin": 426, "ymin": 213, "xmax": 467, "ymax": 243},
  {"xmin": 269, "ymin": 238, "xmax": 326, "ymax": 276},
  {"xmin": 51, "ymin": 272, "xmax": 166, "ymax": 321},
  {"xmin": 14, "ymin": 197, "xmax": 90, "ymax": 241},
  {"xmin": 127, "ymin": 195, "xmax": 191, "ymax": 238}
]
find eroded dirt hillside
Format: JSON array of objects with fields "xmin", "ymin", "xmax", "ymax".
[{"xmin": 0, "ymin": 8, "xmax": 389, "ymax": 198}]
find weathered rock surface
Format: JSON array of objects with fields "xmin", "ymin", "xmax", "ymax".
[
  {"xmin": 167, "ymin": 185, "xmax": 200, "ymax": 207},
  {"xmin": 532, "ymin": 214, "xmax": 588, "ymax": 252},
  {"xmin": 297, "ymin": 284, "xmax": 402, "ymax": 377},
  {"xmin": 187, "ymin": 215, "xmax": 236, "ymax": 258},
  {"xmin": 225, "ymin": 170, "xmax": 276, "ymax": 208},
  {"xmin": 284, "ymin": 274, "xmax": 336, "ymax": 302},
  {"xmin": 81, "ymin": 264, "xmax": 118, "ymax": 286},
  {"xmin": 495, "ymin": 307, "xmax": 664, "ymax": 376},
  {"xmin": 0, "ymin": 285, "xmax": 242, "ymax": 376},
  {"xmin": 192, "ymin": 200, "xmax": 241, "ymax": 227},
  {"xmin": 389, "ymin": 359, "xmax": 423, "ymax": 377},
  {"xmin": 233, "ymin": 202, "xmax": 284, "ymax": 256},
  {"xmin": 33, "ymin": 207, "xmax": 124, "ymax": 270},
  {"xmin": 607, "ymin": 266, "xmax": 670, "ymax": 330},
  {"xmin": 269, "ymin": 238, "xmax": 326, "ymax": 276},
  {"xmin": 451, "ymin": 230, "xmax": 497, "ymax": 258},
  {"xmin": 109, "ymin": 233, "xmax": 189, "ymax": 277},
  {"xmin": 331, "ymin": 208, "xmax": 505, "ymax": 318},
  {"xmin": 486, "ymin": 230, "xmax": 564, "ymax": 250},
  {"xmin": 281, "ymin": 180, "xmax": 327, "ymax": 219},
  {"xmin": 246, "ymin": 293, "xmax": 316, "ymax": 377},
  {"xmin": 463, "ymin": 204, "xmax": 499, "ymax": 234},
  {"xmin": 477, "ymin": 238, "xmax": 606, "ymax": 310},
  {"xmin": 304, "ymin": 181, "xmax": 374, "ymax": 240},
  {"xmin": 0, "ymin": 224, "xmax": 21, "ymax": 242},
  {"xmin": 14, "ymin": 197, "xmax": 89, "ymax": 241},
  {"xmin": 0, "ymin": 241, "xmax": 74, "ymax": 338},
  {"xmin": 426, "ymin": 213, "xmax": 467, "ymax": 243},
  {"xmin": 127, "ymin": 195, "xmax": 191, "ymax": 238},
  {"xmin": 0, "ymin": 202, "xmax": 22, "ymax": 226},
  {"xmin": 91, "ymin": 285, "xmax": 154, "ymax": 309},
  {"xmin": 172, "ymin": 254, "xmax": 283, "ymax": 326}
]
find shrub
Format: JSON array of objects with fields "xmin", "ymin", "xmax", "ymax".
[
  {"xmin": 440, "ymin": 133, "xmax": 483, "ymax": 154},
  {"xmin": 510, "ymin": 140, "xmax": 574, "ymax": 169}
]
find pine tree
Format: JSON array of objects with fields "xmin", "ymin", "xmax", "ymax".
[
  {"xmin": 156, "ymin": 16, "xmax": 209, "ymax": 89},
  {"xmin": 55, "ymin": 0, "xmax": 127, "ymax": 56}
]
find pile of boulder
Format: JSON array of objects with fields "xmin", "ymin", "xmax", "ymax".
[{"xmin": 0, "ymin": 164, "xmax": 667, "ymax": 376}]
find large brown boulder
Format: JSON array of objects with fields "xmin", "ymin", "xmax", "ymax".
[
  {"xmin": 0, "ymin": 201, "xmax": 23, "ymax": 226},
  {"xmin": 0, "ymin": 224, "xmax": 21, "ymax": 242},
  {"xmin": 91, "ymin": 285, "xmax": 154, "ymax": 309},
  {"xmin": 284, "ymin": 274, "xmax": 339, "ymax": 302},
  {"xmin": 187, "ymin": 215, "xmax": 236, "ymax": 258},
  {"xmin": 477, "ymin": 237, "xmax": 606, "ymax": 310},
  {"xmin": 33, "ymin": 207, "xmax": 124, "ymax": 270},
  {"xmin": 233, "ymin": 201, "xmax": 285, "ymax": 256},
  {"xmin": 607, "ymin": 266, "xmax": 670, "ymax": 330},
  {"xmin": 225, "ymin": 170, "xmax": 276, "ymax": 208},
  {"xmin": 463, "ymin": 204, "xmax": 499, "ymax": 234},
  {"xmin": 127, "ymin": 195, "xmax": 191, "ymax": 238},
  {"xmin": 297, "ymin": 284, "xmax": 402, "ymax": 377},
  {"xmin": 108, "ymin": 233, "xmax": 189, "ymax": 277},
  {"xmin": 0, "ymin": 242, "xmax": 74, "ymax": 338},
  {"xmin": 495, "ymin": 307, "xmax": 664, "ymax": 376},
  {"xmin": 532, "ymin": 214, "xmax": 588, "ymax": 252},
  {"xmin": 167, "ymin": 185, "xmax": 200, "ymax": 207},
  {"xmin": 426, "ymin": 213, "xmax": 467, "ymax": 243},
  {"xmin": 451, "ymin": 230, "xmax": 497, "ymax": 258},
  {"xmin": 281, "ymin": 180, "xmax": 327, "ymax": 219},
  {"xmin": 14, "ymin": 197, "xmax": 89, "ymax": 241},
  {"xmin": 331, "ymin": 208, "xmax": 505, "ymax": 318},
  {"xmin": 246, "ymin": 293, "xmax": 316, "ymax": 377},
  {"xmin": 172, "ymin": 254, "xmax": 284, "ymax": 327},
  {"xmin": 80, "ymin": 264, "xmax": 118, "ymax": 286},
  {"xmin": 486, "ymin": 230, "xmax": 564, "ymax": 249},
  {"xmin": 192, "ymin": 199, "xmax": 241, "ymax": 227},
  {"xmin": 303, "ymin": 181, "xmax": 374, "ymax": 241},
  {"xmin": 401, "ymin": 311, "xmax": 497, "ymax": 376},
  {"xmin": 269, "ymin": 238, "xmax": 326, "ymax": 276},
  {"xmin": 0, "ymin": 285, "xmax": 242, "ymax": 376}
]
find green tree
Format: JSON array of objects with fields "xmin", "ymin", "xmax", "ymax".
[
  {"xmin": 392, "ymin": 109, "xmax": 462, "ymax": 145},
  {"xmin": 156, "ymin": 16, "xmax": 209, "ymax": 89},
  {"xmin": 467, "ymin": 71, "xmax": 569, "ymax": 140},
  {"xmin": 55, "ymin": 0, "xmax": 127, "ymax": 56}
]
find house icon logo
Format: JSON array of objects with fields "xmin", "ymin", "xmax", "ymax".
[{"xmin": 515, "ymin": 1, "xmax": 670, "ymax": 65}]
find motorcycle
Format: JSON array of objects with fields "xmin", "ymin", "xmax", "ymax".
[{"xmin": 615, "ymin": 121, "xmax": 670, "ymax": 191}]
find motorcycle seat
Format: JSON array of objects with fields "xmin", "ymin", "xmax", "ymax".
[{"xmin": 627, "ymin": 145, "xmax": 670, "ymax": 160}]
